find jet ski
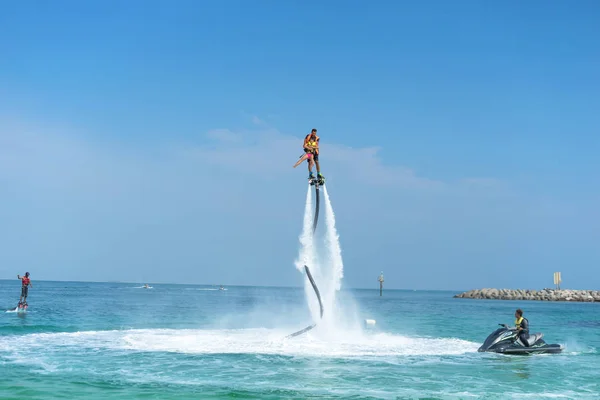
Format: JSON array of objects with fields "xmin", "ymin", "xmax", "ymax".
[{"xmin": 478, "ymin": 324, "xmax": 564, "ymax": 355}]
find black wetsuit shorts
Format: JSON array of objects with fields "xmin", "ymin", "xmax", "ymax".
[{"xmin": 21, "ymin": 286, "xmax": 28, "ymax": 297}]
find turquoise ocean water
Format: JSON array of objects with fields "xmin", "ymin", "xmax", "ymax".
[{"xmin": 0, "ymin": 280, "xmax": 598, "ymax": 399}]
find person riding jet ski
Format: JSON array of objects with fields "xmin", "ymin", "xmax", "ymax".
[
  {"xmin": 514, "ymin": 308, "xmax": 531, "ymax": 346},
  {"xmin": 478, "ymin": 308, "xmax": 564, "ymax": 354}
]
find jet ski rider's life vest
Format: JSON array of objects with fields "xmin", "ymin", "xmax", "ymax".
[
  {"xmin": 515, "ymin": 316, "xmax": 529, "ymax": 333},
  {"xmin": 304, "ymin": 134, "xmax": 319, "ymax": 154}
]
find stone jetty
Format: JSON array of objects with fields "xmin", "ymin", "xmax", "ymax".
[{"xmin": 454, "ymin": 288, "xmax": 600, "ymax": 302}]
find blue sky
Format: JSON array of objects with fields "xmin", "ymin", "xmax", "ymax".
[{"xmin": 1, "ymin": 1, "xmax": 598, "ymax": 290}]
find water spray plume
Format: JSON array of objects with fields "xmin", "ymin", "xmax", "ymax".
[
  {"xmin": 295, "ymin": 185, "xmax": 314, "ymax": 272},
  {"xmin": 292, "ymin": 185, "xmax": 321, "ymax": 325},
  {"xmin": 289, "ymin": 181, "xmax": 355, "ymax": 339}
]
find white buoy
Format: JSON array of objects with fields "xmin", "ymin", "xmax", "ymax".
[{"xmin": 364, "ymin": 319, "xmax": 376, "ymax": 326}]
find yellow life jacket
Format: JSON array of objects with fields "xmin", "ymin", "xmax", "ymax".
[
  {"xmin": 304, "ymin": 134, "xmax": 320, "ymax": 152},
  {"xmin": 515, "ymin": 316, "xmax": 523, "ymax": 328}
]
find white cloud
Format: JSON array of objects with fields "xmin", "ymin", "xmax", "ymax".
[
  {"xmin": 0, "ymin": 116, "xmax": 506, "ymax": 196},
  {"xmin": 205, "ymin": 128, "xmax": 243, "ymax": 144},
  {"xmin": 181, "ymin": 127, "xmax": 450, "ymax": 191},
  {"xmin": 240, "ymin": 111, "xmax": 268, "ymax": 127},
  {"xmin": 251, "ymin": 115, "xmax": 264, "ymax": 126},
  {"xmin": 5, "ymin": 116, "xmax": 596, "ymax": 289}
]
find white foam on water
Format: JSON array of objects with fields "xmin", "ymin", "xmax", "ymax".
[
  {"xmin": 0, "ymin": 328, "xmax": 591, "ymax": 399},
  {"xmin": 4, "ymin": 307, "xmax": 29, "ymax": 314},
  {"xmin": 0, "ymin": 328, "xmax": 479, "ymax": 358}
]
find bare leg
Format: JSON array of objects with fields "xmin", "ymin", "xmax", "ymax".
[
  {"xmin": 315, "ymin": 159, "xmax": 320, "ymax": 174},
  {"xmin": 307, "ymin": 158, "xmax": 315, "ymax": 173},
  {"xmin": 293, "ymin": 154, "xmax": 309, "ymax": 168}
]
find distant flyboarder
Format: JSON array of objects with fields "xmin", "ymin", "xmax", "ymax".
[
  {"xmin": 378, "ymin": 271, "xmax": 384, "ymax": 296},
  {"xmin": 17, "ymin": 272, "xmax": 32, "ymax": 308}
]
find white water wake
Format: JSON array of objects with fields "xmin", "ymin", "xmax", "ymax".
[{"xmin": 0, "ymin": 328, "xmax": 479, "ymax": 358}]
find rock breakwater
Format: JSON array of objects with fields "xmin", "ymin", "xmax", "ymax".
[{"xmin": 454, "ymin": 288, "xmax": 600, "ymax": 302}]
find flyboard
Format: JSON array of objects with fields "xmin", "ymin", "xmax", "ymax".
[
  {"xmin": 286, "ymin": 175, "xmax": 325, "ymax": 338},
  {"xmin": 11, "ymin": 302, "xmax": 28, "ymax": 313}
]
